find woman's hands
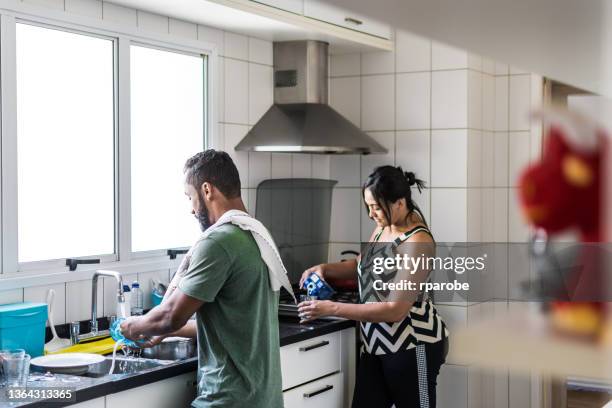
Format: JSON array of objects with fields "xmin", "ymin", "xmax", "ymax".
[
  {"xmin": 297, "ymin": 300, "xmax": 339, "ymax": 323},
  {"xmin": 299, "ymin": 264, "xmax": 326, "ymax": 289}
]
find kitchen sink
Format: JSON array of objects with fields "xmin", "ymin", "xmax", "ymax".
[{"xmin": 84, "ymin": 356, "xmax": 173, "ymax": 378}]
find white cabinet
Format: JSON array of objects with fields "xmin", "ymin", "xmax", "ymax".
[
  {"xmin": 252, "ymin": 0, "xmax": 304, "ymax": 14},
  {"xmin": 281, "ymin": 327, "xmax": 357, "ymax": 408},
  {"xmin": 281, "ymin": 332, "xmax": 341, "ymax": 390},
  {"xmin": 283, "ymin": 372, "xmax": 344, "ymax": 408},
  {"xmin": 105, "ymin": 371, "xmax": 197, "ymax": 407},
  {"xmin": 303, "ymin": 0, "xmax": 392, "ymax": 39}
]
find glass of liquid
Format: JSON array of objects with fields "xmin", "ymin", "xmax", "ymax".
[{"xmin": 298, "ymin": 295, "xmax": 318, "ymax": 324}]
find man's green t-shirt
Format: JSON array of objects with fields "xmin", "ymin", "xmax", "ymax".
[{"xmin": 178, "ymin": 224, "xmax": 283, "ymax": 408}]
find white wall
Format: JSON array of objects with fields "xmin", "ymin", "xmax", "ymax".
[{"xmin": 327, "ymin": 28, "xmax": 544, "ymax": 408}]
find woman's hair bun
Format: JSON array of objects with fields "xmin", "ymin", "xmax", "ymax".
[{"xmin": 404, "ymin": 171, "xmax": 417, "ymax": 186}]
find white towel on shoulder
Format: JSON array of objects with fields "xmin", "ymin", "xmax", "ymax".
[{"xmin": 164, "ymin": 209, "xmax": 296, "ymax": 303}]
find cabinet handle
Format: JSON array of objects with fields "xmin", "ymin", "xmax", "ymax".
[
  {"xmin": 299, "ymin": 340, "xmax": 329, "ymax": 352},
  {"xmin": 344, "ymin": 17, "xmax": 363, "ymax": 25},
  {"xmin": 303, "ymin": 385, "xmax": 333, "ymax": 398}
]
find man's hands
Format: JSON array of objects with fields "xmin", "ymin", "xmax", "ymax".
[{"xmin": 299, "ymin": 264, "xmax": 326, "ymax": 289}]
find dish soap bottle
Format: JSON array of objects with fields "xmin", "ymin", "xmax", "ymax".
[{"xmin": 131, "ymin": 281, "xmax": 143, "ymax": 316}]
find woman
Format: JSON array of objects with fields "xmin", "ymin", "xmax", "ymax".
[{"xmin": 298, "ymin": 166, "xmax": 449, "ymax": 408}]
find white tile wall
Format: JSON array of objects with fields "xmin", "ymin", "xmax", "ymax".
[
  {"xmin": 330, "ymin": 77, "xmax": 361, "ymax": 127},
  {"xmin": 66, "ymin": 280, "xmax": 103, "ymax": 323},
  {"xmin": 431, "ymin": 130, "xmax": 468, "ymax": 187},
  {"xmin": 508, "ymin": 131, "xmax": 531, "ymax": 186},
  {"xmin": 330, "ymin": 53, "xmax": 361, "ymax": 77},
  {"xmin": 248, "ymin": 38, "xmax": 273, "ymax": 65},
  {"xmin": 432, "ymin": 70, "xmax": 468, "ymax": 129},
  {"xmin": 224, "ymin": 58, "xmax": 249, "ymax": 124},
  {"xmin": 0, "ymin": 289, "xmax": 24, "ymax": 304},
  {"xmin": 360, "ymin": 132, "xmax": 395, "ymax": 181},
  {"xmin": 432, "ymin": 41, "xmax": 468, "ymax": 70},
  {"xmin": 137, "ymin": 11, "xmax": 168, "ymax": 34},
  {"xmin": 224, "ymin": 32, "xmax": 249, "ymax": 60},
  {"xmin": 223, "ymin": 124, "xmax": 250, "ymax": 188},
  {"xmin": 271, "ymin": 154, "xmax": 292, "ymax": 178},
  {"xmin": 509, "ymin": 75, "xmax": 531, "ymax": 131},
  {"xmin": 495, "ymin": 76, "xmax": 509, "ymax": 131},
  {"xmin": 396, "ymin": 72, "xmax": 430, "ymax": 130},
  {"xmin": 23, "ymin": 0, "xmax": 64, "ymax": 10},
  {"xmin": 438, "ymin": 364, "xmax": 468, "ymax": 408},
  {"xmin": 291, "ymin": 154, "xmax": 312, "ymax": 178},
  {"xmin": 65, "ymin": 0, "xmax": 102, "ymax": 19},
  {"xmin": 24, "ymin": 284, "xmax": 66, "ymax": 326},
  {"xmin": 102, "ymin": 2, "xmax": 137, "ymax": 26},
  {"xmin": 330, "ymin": 188, "xmax": 361, "ymax": 243},
  {"xmin": 395, "ymin": 130, "xmax": 430, "ymax": 185},
  {"xmin": 168, "ymin": 18, "xmax": 197, "ymax": 39},
  {"xmin": 330, "ymin": 155, "xmax": 361, "ymax": 188},
  {"xmin": 431, "ymin": 188, "xmax": 467, "ymax": 242},
  {"xmin": 361, "ymin": 74, "xmax": 394, "ymax": 131},
  {"xmin": 248, "ymin": 152, "xmax": 271, "ymax": 188},
  {"xmin": 361, "ymin": 50, "xmax": 395, "ymax": 75},
  {"xmin": 312, "ymin": 155, "xmax": 331, "ymax": 179},
  {"xmin": 248, "ymin": 63, "xmax": 273, "ymax": 125},
  {"xmin": 395, "ymin": 30, "xmax": 431, "ymax": 73}
]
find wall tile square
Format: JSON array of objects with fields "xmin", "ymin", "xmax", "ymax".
[
  {"xmin": 468, "ymin": 53, "xmax": 483, "ymax": 71},
  {"xmin": 412, "ymin": 186, "xmax": 431, "ymax": 226},
  {"xmin": 482, "ymin": 74, "xmax": 495, "ymax": 131},
  {"xmin": 493, "ymin": 188, "xmax": 509, "ymax": 242},
  {"xmin": 361, "ymin": 132, "xmax": 395, "ymax": 181},
  {"xmin": 431, "ymin": 129, "xmax": 468, "ymax": 187},
  {"xmin": 223, "ymin": 124, "xmax": 249, "ymax": 188},
  {"xmin": 24, "ymin": 284, "xmax": 66, "ymax": 326},
  {"xmin": 66, "ymin": 280, "xmax": 103, "ymax": 323},
  {"xmin": 467, "ymin": 188, "xmax": 482, "ymax": 241},
  {"xmin": 494, "ymin": 132, "xmax": 509, "ymax": 187},
  {"xmin": 431, "ymin": 188, "xmax": 467, "ymax": 242},
  {"xmin": 330, "ymin": 188, "xmax": 362, "ymax": 243},
  {"xmin": 361, "ymin": 51, "xmax": 395, "ymax": 75},
  {"xmin": 508, "ymin": 131, "xmax": 531, "ymax": 186},
  {"xmin": 481, "ymin": 132, "xmax": 495, "ymax": 187},
  {"xmin": 331, "ymin": 155, "xmax": 361, "ymax": 188},
  {"xmin": 482, "ymin": 57, "xmax": 496, "ymax": 75},
  {"xmin": 330, "ymin": 77, "xmax": 361, "ymax": 127},
  {"xmin": 248, "ymin": 152, "xmax": 271, "ymax": 188},
  {"xmin": 217, "ymin": 57, "xmax": 225, "ymax": 123},
  {"xmin": 432, "ymin": 70, "xmax": 468, "ymax": 129},
  {"xmin": 395, "ymin": 130, "xmax": 430, "ymax": 185},
  {"xmin": 137, "ymin": 11, "xmax": 168, "ymax": 34},
  {"xmin": 65, "ymin": 0, "xmax": 102, "ymax": 19},
  {"xmin": 437, "ymin": 364, "xmax": 468, "ymax": 408},
  {"xmin": 0, "ymin": 289, "xmax": 23, "ymax": 304},
  {"xmin": 508, "ymin": 188, "xmax": 530, "ymax": 242},
  {"xmin": 395, "ymin": 30, "xmax": 431, "ymax": 73},
  {"xmin": 271, "ymin": 153, "xmax": 292, "ymax": 178},
  {"xmin": 330, "ymin": 53, "xmax": 361, "ymax": 77},
  {"xmin": 468, "ymin": 70, "xmax": 483, "ymax": 130},
  {"xmin": 432, "ymin": 41, "xmax": 468, "ymax": 70},
  {"xmin": 169, "ymin": 19, "xmax": 197, "ymax": 39},
  {"xmin": 197, "ymin": 25, "xmax": 224, "ymax": 55},
  {"xmin": 224, "ymin": 58, "xmax": 249, "ymax": 124},
  {"xmin": 224, "ymin": 32, "xmax": 248, "ymax": 60},
  {"xmin": 360, "ymin": 203, "xmax": 374, "ymax": 242},
  {"xmin": 467, "ymin": 130, "xmax": 482, "ymax": 187},
  {"xmin": 312, "ymin": 155, "xmax": 331, "ymax": 179},
  {"xmin": 396, "ymin": 72, "xmax": 431, "ymax": 130},
  {"xmin": 248, "ymin": 38, "xmax": 273, "ymax": 65},
  {"xmin": 291, "ymin": 154, "xmax": 312, "ymax": 178},
  {"xmin": 481, "ymin": 188, "xmax": 495, "ymax": 241},
  {"xmin": 494, "ymin": 76, "xmax": 509, "ymax": 131},
  {"xmin": 102, "ymin": 2, "xmax": 137, "ymax": 26},
  {"xmin": 248, "ymin": 63, "xmax": 273, "ymax": 125},
  {"xmin": 361, "ymin": 75, "xmax": 394, "ymax": 131},
  {"xmin": 509, "ymin": 75, "xmax": 531, "ymax": 131},
  {"xmin": 495, "ymin": 62, "xmax": 509, "ymax": 75}
]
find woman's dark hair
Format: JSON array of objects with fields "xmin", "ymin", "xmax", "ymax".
[{"xmin": 362, "ymin": 166, "xmax": 427, "ymax": 226}]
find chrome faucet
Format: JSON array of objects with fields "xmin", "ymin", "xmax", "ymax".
[{"xmin": 70, "ymin": 270, "xmax": 125, "ymax": 345}]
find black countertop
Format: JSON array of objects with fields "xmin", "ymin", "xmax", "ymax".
[{"xmin": 1, "ymin": 317, "xmax": 356, "ymax": 408}]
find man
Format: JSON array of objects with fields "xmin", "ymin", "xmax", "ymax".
[{"xmin": 120, "ymin": 150, "xmax": 283, "ymax": 408}]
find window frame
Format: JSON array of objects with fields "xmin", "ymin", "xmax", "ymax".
[{"xmin": 0, "ymin": 6, "xmax": 216, "ymax": 279}]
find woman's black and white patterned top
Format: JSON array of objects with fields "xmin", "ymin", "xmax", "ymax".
[{"xmin": 357, "ymin": 225, "xmax": 449, "ymax": 355}]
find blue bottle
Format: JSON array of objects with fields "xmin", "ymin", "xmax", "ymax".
[{"xmin": 303, "ymin": 273, "xmax": 335, "ymax": 300}]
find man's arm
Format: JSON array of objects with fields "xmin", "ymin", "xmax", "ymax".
[{"xmin": 121, "ymin": 289, "xmax": 202, "ymax": 341}]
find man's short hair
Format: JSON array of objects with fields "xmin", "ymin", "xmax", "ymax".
[{"xmin": 184, "ymin": 150, "xmax": 241, "ymax": 199}]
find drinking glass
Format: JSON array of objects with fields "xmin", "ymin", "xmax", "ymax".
[{"xmin": 2, "ymin": 353, "xmax": 30, "ymax": 388}]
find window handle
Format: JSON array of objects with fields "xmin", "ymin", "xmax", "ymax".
[
  {"xmin": 344, "ymin": 17, "xmax": 363, "ymax": 25},
  {"xmin": 167, "ymin": 248, "xmax": 189, "ymax": 260},
  {"xmin": 66, "ymin": 258, "xmax": 100, "ymax": 271}
]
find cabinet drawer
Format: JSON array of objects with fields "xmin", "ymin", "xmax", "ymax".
[
  {"xmin": 252, "ymin": 0, "xmax": 304, "ymax": 14},
  {"xmin": 303, "ymin": 0, "xmax": 391, "ymax": 39},
  {"xmin": 281, "ymin": 332, "xmax": 341, "ymax": 390},
  {"xmin": 283, "ymin": 372, "xmax": 343, "ymax": 408}
]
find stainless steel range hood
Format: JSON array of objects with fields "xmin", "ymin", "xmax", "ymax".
[{"xmin": 235, "ymin": 40, "xmax": 386, "ymax": 155}]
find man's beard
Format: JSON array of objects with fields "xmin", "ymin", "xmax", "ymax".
[{"xmin": 195, "ymin": 191, "xmax": 213, "ymax": 232}]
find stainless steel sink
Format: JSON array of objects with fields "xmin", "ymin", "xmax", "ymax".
[{"xmin": 84, "ymin": 356, "xmax": 172, "ymax": 378}]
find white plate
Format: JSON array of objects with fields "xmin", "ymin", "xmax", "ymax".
[{"xmin": 31, "ymin": 353, "xmax": 106, "ymax": 375}]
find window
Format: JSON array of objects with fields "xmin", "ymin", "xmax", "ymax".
[
  {"xmin": 130, "ymin": 45, "xmax": 205, "ymax": 253},
  {"xmin": 16, "ymin": 23, "xmax": 115, "ymax": 263}
]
